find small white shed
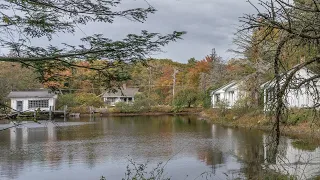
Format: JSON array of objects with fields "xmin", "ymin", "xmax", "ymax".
[
  {"xmin": 211, "ymin": 81, "xmax": 244, "ymax": 108},
  {"xmin": 261, "ymin": 67, "xmax": 320, "ymax": 111},
  {"xmin": 7, "ymin": 90, "xmax": 58, "ymax": 112}
]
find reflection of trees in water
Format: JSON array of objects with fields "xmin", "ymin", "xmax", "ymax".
[
  {"xmin": 236, "ymin": 131, "xmax": 266, "ymax": 179},
  {"xmin": 196, "ymin": 146, "xmax": 224, "ymax": 175},
  {"xmin": 211, "ymin": 124, "xmax": 268, "ymax": 179},
  {"xmin": 1, "ymin": 117, "xmax": 318, "ymax": 179},
  {"xmin": 263, "ymin": 135, "xmax": 288, "ymax": 164}
]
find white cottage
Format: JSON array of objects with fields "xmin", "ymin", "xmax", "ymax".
[
  {"xmin": 211, "ymin": 81, "xmax": 244, "ymax": 108},
  {"xmin": 261, "ymin": 67, "xmax": 320, "ymax": 111},
  {"xmin": 103, "ymin": 87, "xmax": 139, "ymax": 106},
  {"xmin": 7, "ymin": 90, "xmax": 58, "ymax": 112}
]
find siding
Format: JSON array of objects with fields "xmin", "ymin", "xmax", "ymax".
[{"xmin": 10, "ymin": 97, "xmax": 56, "ymax": 112}]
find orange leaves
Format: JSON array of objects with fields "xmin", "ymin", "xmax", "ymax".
[{"xmin": 186, "ymin": 56, "xmax": 212, "ymax": 87}]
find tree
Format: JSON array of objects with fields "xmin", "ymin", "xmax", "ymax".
[
  {"xmin": 187, "ymin": 57, "xmax": 197, "ymax": 65},
  {"xmin": 0, "ymin": 0, "xmax": 186, "ymax": 93},
  {"xmin": 173, "ymin": 88, "xmax": 199, "ymax": 109},
  {"xmin": 0, "ymin": 62, "xmax": 42, "ymax": 100},
  {"xmin": 239, "ymin": 0, "xmax": 320, "ymax": 151}
]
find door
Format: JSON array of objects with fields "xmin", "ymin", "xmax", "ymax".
[{"xmin": 16, "ymin": 101, "xmax": 23, "ymax": 112}]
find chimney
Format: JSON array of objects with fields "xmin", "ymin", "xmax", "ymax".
[{"xmin": 122, "ymin": 84, "xmax": 127, "ymax": 90}]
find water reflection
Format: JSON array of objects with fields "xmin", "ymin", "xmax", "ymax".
[
  {"xmin": 0, "ymin": 116, "xmax": 319, "ymax": 180},
  {"xmin": 264, "ymin": 137, "xmax": 320, "ymax": 179}
]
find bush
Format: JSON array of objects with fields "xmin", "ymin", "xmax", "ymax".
[
  {"xmin": 56, "ymin": 94, "xmax": 79, "ymax": 109},
  {"xmin": 114, "ymin": 102, "xmax": 137, "ymax": 113},
  {"xmin": 75, "ymin": 93, "xmax": 104, "ymax": 107},
  {"xmin": 200, "ymin": 91, "xmax": 212, "ymax": 109},
  {"xmin": 287, "ymin": 109, "xmax": 315, "ymax": 125},
  {"xmin": 233, "ymin": 97, "xmax": 262, "ymax": 117},
  {"xmin": 216, "ymin": 100, "xmax": 229, "ymax": 117},
  {"xmin": 150, "ymin": 105, "xmax": 172, "ymax": 113},
  {"xmin": 57, "ymin": 93, "xmax": 104, "ymax": 110},
  {"xmin": 113, "ymin": 93, "xmax": 160, "ymax": 113}
]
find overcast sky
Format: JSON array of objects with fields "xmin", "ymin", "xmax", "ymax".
[{"xmin": 36, "ymin": 0, "xmax": 259, "ymax": 63}]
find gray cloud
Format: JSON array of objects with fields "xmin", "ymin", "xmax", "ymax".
[{"xmin": 32, "ymin": 0, "xmax": 259, "ymax": 63}]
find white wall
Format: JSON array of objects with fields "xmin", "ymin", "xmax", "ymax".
[
  {"xmin": 263, "ymin": 68, "xmax": 320, "ymax": 111},
  {"xmin": 285, "ymin": 87, "xmax": 317, "ymax": 108},
  {"xmin": 212, "ymin": 86, "xmax": 241, "ymax": 109},
  {"xmin": 10, "ymin": 97, "xmax": 56, "ymax": 112},
  {"xmin": 264, "ymin": 86, "xmax": 319, "ymax": 111},
  {"xmin": 104, "ymin": 97, "xmax": 135, "ymax": 106},
  {"xmin": 212, "ymin": 91, "xmax": 224, "ymax": 108}
]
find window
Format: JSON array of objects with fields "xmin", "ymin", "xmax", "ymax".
[
  {"xmin": 229, "ymin": 91, "xmax": 234, "ymax": 105},
  {"xmin": 28, "ymin": 100, "xmax": 49, "ymax": 109},
  {"xmin": 107, "ymin": 98, "xmax": 116, "ymax": 102},
  {"xmin": 215, "ymin": 94, "xmax": 220, "ymax": 103}
]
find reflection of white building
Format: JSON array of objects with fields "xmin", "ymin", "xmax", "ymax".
[
  {"xmin": 10, "ymin": 126, "xmax": 16, "ymax": 150},
  {"xmin": 263, "ymin": 135, "xmax": 320, "ymax": 179},
  {"xmin": 47, "ymin": 122, "xmax": 57, "ymax": 141}
]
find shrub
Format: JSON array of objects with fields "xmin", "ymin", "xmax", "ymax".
[
  {"xmin": 233, "ymin": 97, "xmax": 262, "ymax": 117},
  {"xmin": 115, "ymin": 102, "xmax": 137, "ymax": 113},
  {"xmin": 57, "ymin": 93, "xmax": 104, "ymax": 111},
  {"xmin": 56, "ymin": 94, "xmax": 79, "ymax": 109},
  {"xmin": 216, "ymin": 100, "xmax": 229, "ymax": 117},
  {"xmin": 150, "ymin": 105, "xmax": 172, "ymax": 113},
  {"xmin": 75, "ymin": 93, "xmax": 104, "ymax": 107},
  {"xmin": 200, "ymin": 91, "xmax": 212, "ymax": 109},
  {"xmin": 287, "ymin": 109, "xmax": 315, "ymax": 125}
]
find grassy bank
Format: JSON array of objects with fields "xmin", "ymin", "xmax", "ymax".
[
  {"xmin": 201, "ymin": 108, "xmax": 320, "ymax": 144},
  {"xmin": 69, "ymin": 105, "xmax": 202, "ymax": 116}
]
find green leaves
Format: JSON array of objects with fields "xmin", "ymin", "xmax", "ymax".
[
  {"xmin": 173, "ymin": 88, "xmax": 199, "ymax": 110},
  {"xmin": 0, "ymin": 0, "xmax": 185, "ymax": 90}
]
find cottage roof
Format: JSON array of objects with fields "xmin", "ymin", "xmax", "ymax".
[
  {"xmin": 211, "ymin": 81, "xmax": 238, "ymax": 94},
  {"xmin": 261, "ymin": 67, "xmax": 319, "ymax": 89},
  {"xmin": 103, "ymin": 88, "xmax": 139, "ymax": 97},
  {"xmin": 7, "ymin": 90, "xmax": 57, "ymax": 98}
]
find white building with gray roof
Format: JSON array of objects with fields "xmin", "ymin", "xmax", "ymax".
[
  {"xmin": 103, "ymin": 87, "xmax": 139, "ymax": 106},
  {"xmin": 7, "ymin": 90, "xmax": 58, "ymax": 112},
  {"xmin": 211, "ymin": 81, "xmax": 245, "ymax": 108}
]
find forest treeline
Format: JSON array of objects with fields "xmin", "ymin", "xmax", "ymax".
[{"xmin": 0, "ymin": 0, "xmax": 319, "ymax": 114}]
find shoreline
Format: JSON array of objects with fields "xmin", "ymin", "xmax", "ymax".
[
  {"xmin": 80, "ymin": 111, "xmax": 200, "ymax": 117},
  {"xmin": 199, "ymin": 110, "xmax": 320, "ymax": 144},
  {"xmin": 72, "ymin": 107, "xmax": 320, "ymax": 144}
]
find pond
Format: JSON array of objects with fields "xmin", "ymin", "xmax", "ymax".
[{"xmin": 0, "ymin": 115, "xmax": 319, "ymax": 180}]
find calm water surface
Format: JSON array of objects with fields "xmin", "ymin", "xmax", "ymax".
[{"xmin": 0, "ymin": 115, "xmax": 319, "ymax": 180}]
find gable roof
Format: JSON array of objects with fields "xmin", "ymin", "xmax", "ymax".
[
  {"xmin": 103, "ymin": 88, "xmax": 139, "ymax": 97},
  {"xmin": 261, "ymin": 67, "xmax": 319, "ymax": 89},
  {"xmin": 211, "ymin": 81, "xmax": 238, "ymax": 95},
  {"xmin": 7, "ymin": 90, "xmax": 57, "ymax": 98}
]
